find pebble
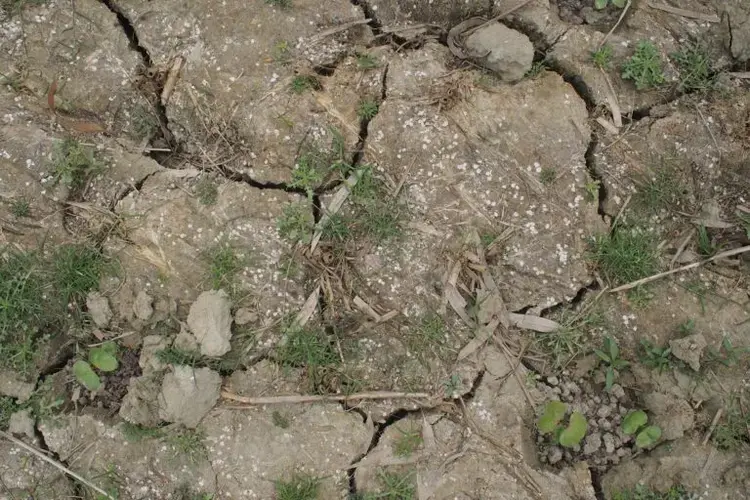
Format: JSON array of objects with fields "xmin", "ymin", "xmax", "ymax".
[
  {"xmin": 583, "ymin": 432, "xmax": 602, "ymax": 455},
  {"xmin": 548, "ymin": 447, "xmax": 563, "ymax": 464},
  {"xmin": 603, "ymin": 433, "xmax": 616, "ymax": 454},
  {"xmin": 610, "ymin": 384, "xmax": 626, "ymax": 401},
  {"xmin": 547, "ymin": 376, "xmax": 559, "ymax": 386},
  {"xmin": 597, "ymin": 406, "xmax": 612, "ymax": 418}
]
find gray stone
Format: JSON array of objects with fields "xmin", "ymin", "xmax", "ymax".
[
  {"xmin": 583, "ymin": 432, "xmax": 601, "ymax": 455},
  {"xmin": 187, "ymin": 290, "xmax": 233, "ymax": 357},
  {"xmin": 548, "ymin": 446, "xmax": 563, "ymax": 464},
  {"xmin": 133, "ymin": 291, "xmax": 154, "ymax": 321},
  {"xmin": 597, "ymin": 406, "xmax": 612, "ymax": 418},
  {"xmin": 547, "ymin": 375, "xmax": 559, "ymax": 386},
  {"xmin": 158, "ymin": 366, "xmax": 221, "ymax": 428},
  {"xmin": 722, "ymin": 1, "xmax": 750, "ymax": 62},
  {"xmin": 610, "ymin": 384, "xmax": 626, "ymax": 401},
  {"xmin": 669, "ymin": 333, "xmax": 707, "ymax": 371},
  {"xmin": 603, "ymin": 433, "xmax": 615, "ymax": 454},
  {"xmin": 139, "ymin": 335, "xmax": 169, "ymax": 373},
  {"xmin": 464, "ymin": 23, "xmax": 533, "ymax": 82},
  {"xmin": 8, "ymin": 410, "xmax": 36, "ymax": 440},
  {"xmin": 174, "ymin": 329, "xmax": 199, "ymax": 352},
  {"xmin": 234, "ymin": 307, "xmax": 258, "ymax": 326},
  {"xmin": 119, "ymin": 374, "xmax": 162, "ymax": 427},
  {"xmin": 0, "ymin": 370, "xmax": 35, "ymax": 402},
  {"xmin": 86, "ymin": 291, "xmax": 113, "ymax": 328},
  {"xmin": 643, "ymin": 392, "xmax": 694, "ymax": 441}
]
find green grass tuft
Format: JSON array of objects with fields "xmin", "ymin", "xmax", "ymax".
[
  {"xmin": 589, "ymin": 227, "xmax": 659, "ymax": 286},
  {"xmin": 612, "ymin": 484, "xmax": 694, "ymax": 500},
  {"xmin": 278, "ymin": 202, "xmax": 314, "ymax": 244},
  {"xmin": 393, "ymin": 428, "xmax": 423, "ymax": 457},
  {"xmin": 10, "ymin": 198, "xmax": 30, "ymax": 218},
  {"xmin": 165, "ymin": 427, "xmax": 207, "ymax": 463},
  {"xmin": 195, "ymin": 177, "xmax": 219, "ymax": 206},
  {"xmin": 592, "ymin": 44, "xmax": 614, "ymax": 69},
  {"xmin": 205, "ymin": 243, "xmax": 244, "ymax": 290},
  {"xmin": 525, "ymin": 60, "xmax": 547, "ymax": 79},
  {"xmin": 52, "ymin": 138, "xmax": 102, "ymax": 189},
  {"xmin": 357, "ymin": 53, "xmax": 379, "ymax": 70},
  {"xmin": 121, "ymin": 422, "xmax": 164, "ymax": 442},
  {"xmin": 357, "ymin": 99, "xmax": 379, "ymax": 120},
  {"xmin": 539, "ymin": 167, "xmax": 557, "ymax": 186},
  {"xmin": 622, "ymin": 40, "xmax": 665, "ymax": 90},
  {"xmin": 275, "ymin": 474, "xmax": 320, "ymax": 500},
  {"xmin": 672, "ymin": 43, "xmax": 715, "ymax": 93},
  {"xmin": 290, "ymin": 74, "xmax": 321, "ymax": 94}
]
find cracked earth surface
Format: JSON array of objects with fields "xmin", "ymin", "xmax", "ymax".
[{"xmin": 1, "ymin": 0, "xmax": 749, "ymax": 498}]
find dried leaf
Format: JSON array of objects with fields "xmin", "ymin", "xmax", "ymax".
[{"xmin": 508, "ymin": 313, "xmax": 559, "ymax": 332}]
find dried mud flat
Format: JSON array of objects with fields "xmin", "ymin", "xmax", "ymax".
[{"xmin": 0, "ymin": 0, "xmax": 749, "ymax": 499}]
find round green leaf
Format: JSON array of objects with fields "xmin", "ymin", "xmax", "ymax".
[
  {"xmin": 99, "ymin": 341, "xmax": 117, "ymax": 356},
  {"xmin": 559, "ymin": 412, "xmax": 588, "ymax": 448},
  {"xmin": 89, "ymin": 347, "xmax": 118, "ymax": 372},
  {"xmin": 635, "ymin": 425, "xmax": 662, "ymax": 448},
  {"xmin": 594, "ymin": 0, "xmax": 609, "ymax": 9},
  {"xmin": 622, "ymin": 410, "xmax": 648, "ymax": 435},
  {"xmin": 73, "ymin": 361, "xmax": 101, "ymax": 391},
  {"xmin": 538, "ymin": 401, "xmax": 567, "ymax": 434},
  {"xmin": 612, "ymin": 0, "xmax": 627, "ymax": 7}
]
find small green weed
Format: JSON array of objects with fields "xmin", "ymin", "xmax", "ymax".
[
  {"xmin": 594, "ymin": 336, "xmax": 630, "ymax": 391},
  {"xmin": 696, "ymin": 225, "xmax": 717, "ymax": 257},
  {"xmin": 277, "ymin": 324, "xmax": 338, "ymax": 390},
  {"xmin": 348, "ymin": 167, "xmax": 405, "ymax": 243},
  {"xmin": 266, "ymin": 0, "xmax": 292, "ymax": 8},
  {"xmin": 290, "ymin": 74, "xmax": 321, "ymax": 94},
  {"xmin": 275, "ymin": 474, "xmax": 320, "ymax": 500},
  {"xmin": 357, "ymin": 99, "xmax": 379, "ymax": 120},
  {"xmin": 366, "ymin": 470, "xmax": 416, "ymax": 500},
  {"xmin": 52, "ymin": 138, "xmax": 102, "ymax": 189},
  {"xmin": 194, "ymin": 177, "xmax": 219, "ymax": 206},
  {"xmin": 639, "ymin": 340, "xmax": 674, "ymax": 374},
  {"xmin": 612, "ymin": 484, "xmax": 693, "ymax": 500},
  {"xmin": 272, "ymin": 410, "xmax": 290, "ymax": 429},
  {"xmin": 443, "ymin": 374, "xmax": 462, "ymax": 398},
  {"xmin": 278, "ymin": 202, "xmax": 314, "ymax": 244},
  {"xmin": 712, "ymin": 392, "xmax": 750, "ymax": 451},
  {"xmin": 320, "ymin": 213, "xmax": 352, "ymax": 243},
  {"xmin": 10, "ymin": 198, "xmax": 30, "ymax": 217},
  {"xmin": 536, "ymin": 326, "xmax": 587, "ymax": 370},
  {"xmin": 206, "ymin": 243, "xmax": 243, "ymax": 290},
  {"xmin": 592, "ymin": 44, "xmax": 614, "ymax": 69},
  {"xmin": 290, "ymin": 153, "xmax": 326, "ymax": 196},
  {"xmin": 73, "ymin": 342, "xmax": 119, "ymax": 391},
  {"xmin": 165, "ymin": 427, "xmax": 207, "ymax": 463},
  {"xmin": 52, "ymin": 244, "xmax": 108, "ymax": 311},
  {"xmin": 626, "ymin": 286, "xmax": 654, "ymax": 309},
  {"xmin": 525, "ymin": 60, "xmax": 547, "ymax": 79},
  {"xmin": 589, "ymin": 227, "xmax": 659, "ymax": 286},
  {"xmin": 633, "ymin": 164, "xmax": 685, "ymax": 214},
  {"xmin": 130, "ymin": 104, "xmax": 159, "ymax": 140},
  {"xmin": 408, "ymin": 313, "xmax": 447, "ymax": 354},
  {"xmin": 539, "ymin": 167, "xmax": 557, "ymax": 186},
  {"xmin": 121, "ymin": 422, "xmax": 164, "ymax": 442},
  {"xmin": 173, "ymin": 484, "xmax": 215, "ymax": 500},
  {"xmin": 272, "ymin": 40, "xmax": 292, "ymax": 63},
  {"xmin": 677, "ymin": 318, "xmax": 695, "ymax": 335},
  {"xmin": 621, "ymin": 410, "xmax": 662, "ymax": 448},
  {"xmin": 393, "ymin": 428, "xmax": 422, "ymax": 457},
  {"xmin": 357, "ymin": 53, "xmax": 379, "ymax": 70},
  {"xmin": 622, "ymin": 40, "xmax": 665, "ymax": 90},
  {"xmin": 672, "ymin": 44, "xmax": 715, "ymax": 93},
  {"xmin": 594, "ymin": 0, "xmax": 626, "ymax": 9},
  {"xmin": 0, "ymin": 396, "xmax": 20, "ymax": 430},
  {"xmin": 705, "ymin": 336, "xmax": 749, "ymax": 368},
  {"xmin": 737, "ymin": 212, "xmax": 750, "ymax": 239},
  {"xmin": 583, "ymin": 179, "xmax": 600, "ymax": 203}
]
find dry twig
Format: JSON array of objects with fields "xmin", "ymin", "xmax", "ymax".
[
  {"xmin": 221, "ymin": 390, "xmax": 432, "ymax": 405},
  {"xmin": 647, "ymin": 2, "xmax": 720, "ymax": 22}
]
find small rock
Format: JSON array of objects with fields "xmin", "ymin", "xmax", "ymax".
[
  {"xmin": 669, "ymin": 333, "xmax": 707, "ymax": 371},
  {"xmin": 234, "ymin": 307, "xmax": 258, "ymax": 326},
  {"xmin": 187, "ymin": 290, "xmax": 233, "ymax": 357},
  {"xmin": 583, "ymin": 432, "xmax": 602, "ymax": 455},
  {"xmin": 174, "ymin": 327, "xmax": 199, "ymax": 352},
  {"xmin": 593, "ymin": 396, "xmax": 601, "ymax": 404},
  {"xmin": 158, "ymin": 366, "xmax": 221, "ymax": 428},
  {"xmin": 86, "ymin": 291, "xmax": 112, "ymax": 328},
  {"xmin": 8, "ymin": 409, "xmax": 35, "ymax": 439},
  {"xmin": 551, "ymin": 386, "xmax": 561, "ymax": 394},
  {"xmin": 548, "ymin": 446, "xmax": 563, "ymax": 465},
  {"xmin": 597, "ymin": 406, "xmax": 612, "ymax": 418},
  {"xmin": 619, "ymin": 406, "xmax": 628, "ymax": 415},
  {"xmin": 643, "ymin": 392, "xmax": 695, "ymax": 440},
  {"xmin": 617, "ymin": 448, "xmax": 628, "ymax": 457},
  {"xmin": 564, "ymin": 382, "xmax": 581, "ymax": 395},
  {"xmin": 119, "ymin": 374, "xmax": 162, "ymax": 427},
  {"xmin": 603, "ymin": 433, "xmax": 616, "ymax": 454},
  {"xmin": 547, "ymin": 375, "xmax": 559, "ymax": 386},
  {"xmin": 133, "ymin": 291, "xmax": 154, "ymax": 321},
  {"xmin": 601, "ymin": 421, "xmax": 612, "ymax": 431},
  {"xmin": 464, "ymin": 23, "xmax": 534, "ymax": 82},
  {"xmin": 139, "ymin": 335, "xmax": 169, "ymax": 373},
  {"xmin": 0, "ymin": 370, "xmax": 35, "ymax": 402},
  {"xmin": 609, "ymin": 455, "xmax": 620, "ymax": 465}
]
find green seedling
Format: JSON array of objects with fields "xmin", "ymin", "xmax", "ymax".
[
  {"xmin": 706, "ymin": 336, "xmax": 749, "ymax": 367},
  {"xmin": 357, "ymin": 99, "xmax": 379, "ymax": 120},
  {"xmin": 622, "ymin": 40, "xmax": 665, "ymax": 90},
  {"xmin": 393, "ymin": 427, "xmax": 423, "ymax": 457},
  {"xmin": 290, "ymin": 74, "xmax": 321, "ymax": 94},
  {"xmin": 356, "ymin": 53, "xmax": 379, "ymax": 70},
  {"xmin": 275, "ymin": 474, "xmax": 320, "ymax": 500},
  {"xmin": 583, "ymin": 179, "xmax": 600, "ymax": 203},
  {"xmin": 612, "ymin": 484, "xmax": 693, "ymax": 500},
  {"xmin": 537, "ymin": 401, "xmax": 588, "ymax": 448},
  {"xmin": 52, "ymin": 138, "xmax": 102, "ymax": 189},
  {"xmin": 678, "ymin": 318, "xmax": 695, "ymax": 335},
  {"xmin": 622, "ymin": 410, "xmax": 662, "ymax": 448},
  {"xmin": 525, "ymin": 60, "xmax": 547, "ymax": 79},
  {"xmin": 594, "ymin": 0, "xmax": 626, "ymax": 9},
  {"xmin": 10, "ymin": 199, "xmax": 30, "ymax": 217},
  {"xmin": 672, "ymin": 43, "xmax": 715, "ymax": 93},
  {"xmin": 539, "ymin": 167, "xmax": 557, "ymax": 186},
  {"xmin": 589, "ymin": 227, "xmax": 659, "ymax": 286},
  {"xmin": 639, "ymin": 340, "xmax": 673, "ymax": 374},
  {"xmin": 696, "ymin": 225, "xmax": 717, "ymax": 257},
  {"xmin": 738, "ymin": 212, "xmax": 750, "ymax": 239},
  {"xmin": 73, "ymin": 342, "xmax": 118, "ymax": 391},
  {"xmin": 594, "ymin": 336, "xmax": 629, "ymax": 392},
  {"xmin": 443, "ymin": 374, "xmax": 462, "ymax": 398},
  {"xmin": 194, "ymin": 177, "xmax": 218, "ymax": 206},
  {"xmin": 592, "ymin": 44, "xmax": 614, "ymax": 69},
  {"xmin": 277, "ymin": 202, "xmax": 314, "ymax": 244}
]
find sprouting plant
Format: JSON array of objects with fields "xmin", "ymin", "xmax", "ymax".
[
  {"xmin": 537, "ymin": 401, "xmax": 588, "ymax": 447},
  {"xmin": 165, "ymin": 427, "xmax": 208, "ymax": 463},
  {"xmin": 290, "ymin": 74, "xmax": 321, "ymax": 94},
  {"xmin": 696, "ymin": 225, "xmax": 717, "ymax": 257},
  {"xmin": 672, "ymin": 43, "xmax": 715, "ymax": 93},
  {"xmin": 639, "ymin": 340, "xmax": 673, "ymax": 374},
  {"xmin": 622, "ymin": 40, "xmax": 665, "ymax": 90},
  {"xmin": 357, "ymin": 99, "xmax": 379, "ymax": 120},
  {"xmin": 594, "ymin": 0, "xmax": 626, "ymax": 9},
  {"xmin": 393, "ymin": 427, "xmax": 423, "ymax": 457},
  {"xmin": 621, "ymin": 410, "xmax": 662, "ymax": 448},
  {"xmin": 594, "ymin": 336, "xmax": 629, "ymax": 392},
  {"xmin": 738, "ymin": 212, "xmax": 750, "ymax": 239},
  {"xmin": 589, "ymin": 227, "xmax": 659, "ymax": 286},
  {"xmin": 275, "ymin": 474, "xmax": 321, "ymax": 500},
  {"xmin": 443, "ymin": 374, "xmax": 462, "ymax": 398},
  {"xmin": 592, "ymin": 44, "xmax": 614, "ymax": 69},
  {"xmin": 289, "ymin": 153, "xmax": 325, "ymax": 197},
  {"xmin": 72, "ymin": 342, "xmax": 119, "ymax": 391},
  {"xmin": 706, "ymin": 336, "xmax": 749, "ymax": 368},
  {"xmin": 583, "ymin": 179, "xmax": 600, "ymax": 203},
  {"xmin": 194, "ymin": 177, "xmax": 219, "ymax": 206},
  {"xmin": 539, "ymin": 167, "xmax": 557, "ymax": 186},
  {"xmin": 52, "ymin": 138, "xmax": 102, "ymax": 189},
  {"xmin": 272, "ymin": 410, "xmax": 290, "ymax": 429},
  {"xmin": 356, "ymin": 53, "xmax": 379, "ymax": 70},
  {"xmin": 277, "ymin": 202, "xmax": 313, "ymax": 244},
  {"xmin": 525, "ymin": 60, "xmax": 547, "ymax": 79}
]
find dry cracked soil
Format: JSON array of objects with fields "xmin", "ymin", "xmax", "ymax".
[{"xmin": 1, "ymin": 0, "xmax": 749, "ymax": 499}]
